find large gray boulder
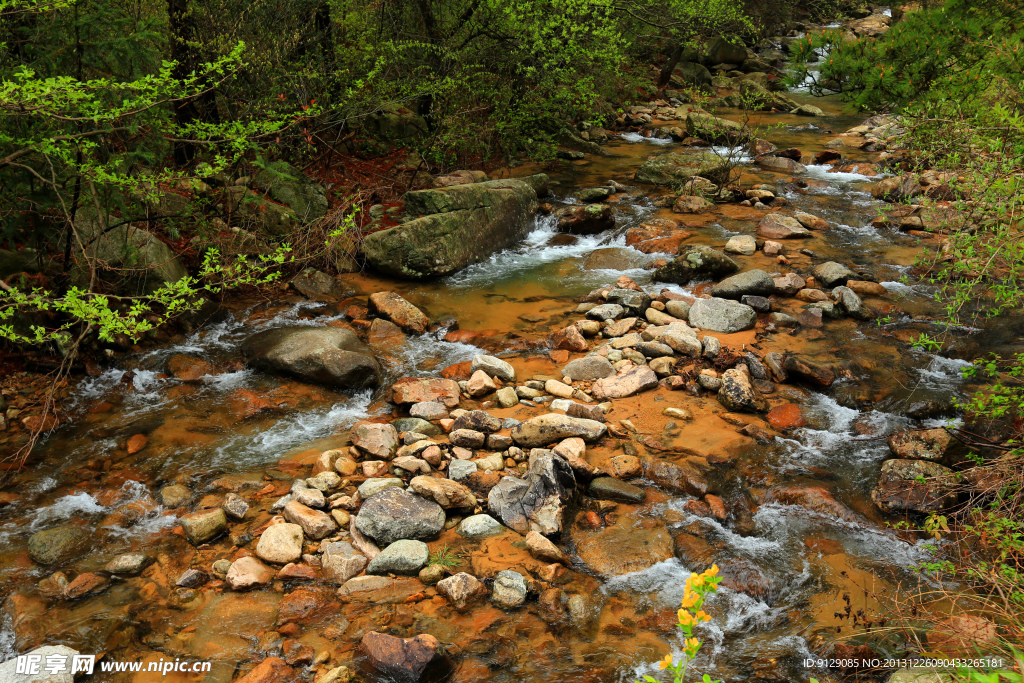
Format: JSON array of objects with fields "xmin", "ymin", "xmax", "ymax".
[
  {"xmin": 487, "ymin": 451, "xmax": 576, "ymax": 536},
  {"xmin": 241, "ymin": 326, "xmax": 381, "ymax": 389},
  {"xmin": 704, "ymin": 37, "xmax": 748, "ymax": 65},
  {"xmin": 252, "ymin": 161, "xmax": 328, "ymax": 222},
  {"xmin": 634, "ymin": 152, "xmax": 733, "ymax": 186},
  {"xmin": 362, "ymin": 178, "xmax": 541, "ymax": 279},
  {"xmin": 74, "ymin": 208, "xmax": 186, "ymax": 293},
  {"xmin": 354, "ymin": 488, "xmax": 446, "ymax": 546},
  {"xmin": 685, "ymin": 112, "xmax": 751, "ymax": 145},
  {"xmin": 653, "ymin": 245, "xmax": 739, "ymax": 285},
  {"xmin": 688, "ymin": 297, "xmax": 757, "ymax": 333},
  {"xmin": 710, "ymin": 269, "xmax": 775, "ymax": 299}
]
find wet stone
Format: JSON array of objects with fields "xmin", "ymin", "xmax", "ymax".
[
  {"xmin": 222, "ymin": 492, "xmax": 249, "ymax": 520},
  {"xmin": 180, "ymin": 508, "xmax": 228, "ymax": 546},
  {"xmin": 457, "ymin": 514, "xmax": 505, "ymax": 538},
  {"xmin": 437, "ymin": 572, "xmax": 485, "ymax": 611},
  {"xmin": 367, "ymin": 540, "xmax": 429, "ymax": 576},
  {"xmin": 160, "ymin": 484, "xmax": 191, "ymax": 508},
  {"xmin": 104, "ymin": 553, "xmax": 151, "ymax": 575},
  {"xmin": 588, "ymin": 477, "xmax": 645, "ymax": 504},
  {"xmin": 256, "ymin": 523, "xmax": 305, "ymax": 564},
  {"xmin": 491, "ymin": 570, "xmax": 528, "ymax": 609},
  {"xmin": 354, "ymin": 488, "xmax": 446, "ymax": 546},
  {"xmin": 176, "ymin": 568, "xmax": 210, "ymax": 588}
]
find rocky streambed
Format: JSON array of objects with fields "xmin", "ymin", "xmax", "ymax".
[{"xmin": 0, "ymin": 10, "xmax": 999, "ymax": 683}]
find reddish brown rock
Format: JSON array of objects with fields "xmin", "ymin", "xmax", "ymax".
[
  {"xmin": 625, "ymin": 222, "xmax": 693, "ymax": 254},
  {"xmin": 356, "ymin": 632, "xmax": 450, "ymax": 683},
  {"xmin": 766, "ymin": 404, "xmax": 805, "ymax": 430},
  {"xmin": 763, "ymin": 486, "xmax": 860, "ymax": 524},
  {"xmin": 551, "ymin": 325, "xmax": 589, "ymax": 352},
  {"xmin": 369, "ymin": 291, "xmax": 429, "ymax": 334},
  {"xmin": 782, "ymin": 356, "xmax": 835, "ymax": 387},
  {"xmin": 125, "ymin": 433, "xmax": 148, "ymax": 454},
  {"xmin": 64, "ymin": 573, "xmax": 109, "ymax": 599},
  {"xmin": 282, "ymin": 639, "xmax": 315, "ymax": 666},
  {"xmin": 276, "ymin": 563, "xmax": 317, "ymax": 581},
  {"xmin": 167, "ymin": 353, "xmax": 216, "ymax": 382},
  {"xmin": 235, "ymin": 657, "xmax": 294, "ymax": 683},
  {"xmin": 704, "ymin": 494, "xmax": 727, "ymax": 521},
  {"xmin": 392, "ymin": 377, "xmax": 461, "ymax": 407},
  {"xmin": 277, "ymin": 587, "xmax": 337, "ymax": 624}
]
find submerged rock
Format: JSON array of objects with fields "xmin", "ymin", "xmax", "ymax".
[
  {"xmin": 356, "ymin": 632, "xmax": 450, "ymax": 683},
  {"xmin": 576, "ymin": 527, "xmax": 674, "ymax": 577},
  {"xmin": 27, "ymin": 525, "xmax": 88, "ymax": 566}
]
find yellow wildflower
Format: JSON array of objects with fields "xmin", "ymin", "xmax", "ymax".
[
  {"xmin": 680, "ymin": 592, "xmax": 698, "ymax": 609},
  {"xmin": 658, "ymin": 654, "xmax": 673, "ymax": 670},
  {"xmin": 706, "ymin": 564, "xmax": 719, "ymax": 577},
  {"xmin": 678, "ymin": 610, "xmax": 695, "ymax": 627},
  {"xmin": 695, "ymin": 610, "xmax": 711, "ymax": 622}
]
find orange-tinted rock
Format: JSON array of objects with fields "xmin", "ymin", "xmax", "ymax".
[
  {"xmin": 167, "ymin": 353, "xmax": 215, "ymax": 382},
  {"xmin": 356, "ymin": 632, "xmax": 450, "ymax": 682},
  {"xmin": 704, "ymin": 494, "xmax": 727, "ymax": 521},
  {"xmin": 235, "ymin": 657, "xmax": 294, "ymax": 683},
  {"xmin": 64, "ymin": 572, "xmax": 109, "ymax": 599},
  {"xmin": 548, "ymin": 350, "xmax": 569, "ymax": 363},
  {"xmin": 763, "ymin": 486, "xmax": 860, "ymax": 524},
  {"xmin": 277, "ymin": 587, "xmax": 336, "ymax": 624},
  {"xmin": 551, "ymin": 325, "xmax": 588, "ymax": 352},
  {"xmin": 440, "ymin": 361, "xmax": 473, "ymax": 380},
  {"xmin": 125, "ymin": 433, "xmax": 148, "ymax": 454},
  {"xmin": 766, "ymin": 404, "xmax": 805, "ymax": 430},
  {"xmin": 229, "ymin": 388, "xmax": 280, "ymax": 420},
  {"xmin": 281, "ymin": 638, "xmax": 315, "ymax": 666},
  {"xmin": 276, "ymin": 563, "xmax": 317, "ymax": 581},
  {"xmin": 625, "ymin": 224, "xmax": 692, "ymax": 254},
  {"xmin": 392, "ymin": 377, "xmax": 461, "ymax": 407}
]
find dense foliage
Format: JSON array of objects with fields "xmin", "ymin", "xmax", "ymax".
[{"xmin": 791, "ymin": 0, "xmax": 1024, "ymax": 670}]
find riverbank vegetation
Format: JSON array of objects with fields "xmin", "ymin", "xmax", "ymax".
[{"xmin": 792, "ymin": 0, "xmax": 1024, "ymax": 674}]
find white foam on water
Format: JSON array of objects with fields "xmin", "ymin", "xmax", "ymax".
[
  {"xmin": 710, "ymin": 145, "xmax": 752, "ymax": 165},
  {"xmin": 914, "ymin": 352, "xmax": 972, "ymax": 389},
  {"xmin": 620, "ymin": 132, "xmax": 673, "ymax": 145},
  {"xmin": 29, "ymin": 492, "xmax": 107, "ymax": 530},
  {"xmin": 210, "ymin": 390, "xmax": 375, "ymax": 469},
  {"xmin": 398, "ymin": 334, "xmax": 486, "ymax": 377},
  {"xmin": 804, "ymin": 164, "xmax": 883, "ymax": 183}
]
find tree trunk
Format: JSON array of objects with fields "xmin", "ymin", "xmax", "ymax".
[{"xmin": 658, "ymin": 42, "xmax": 684, "ymax": 87}]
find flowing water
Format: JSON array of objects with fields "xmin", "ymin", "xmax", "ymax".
[{"xmin": 0, "ymin": 54, "xmax": 996, "ymax": 683}]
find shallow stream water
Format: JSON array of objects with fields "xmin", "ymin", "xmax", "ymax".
[{"xmin": 0, "ymin": 66, "xmax": 995, "ymax": 683}]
